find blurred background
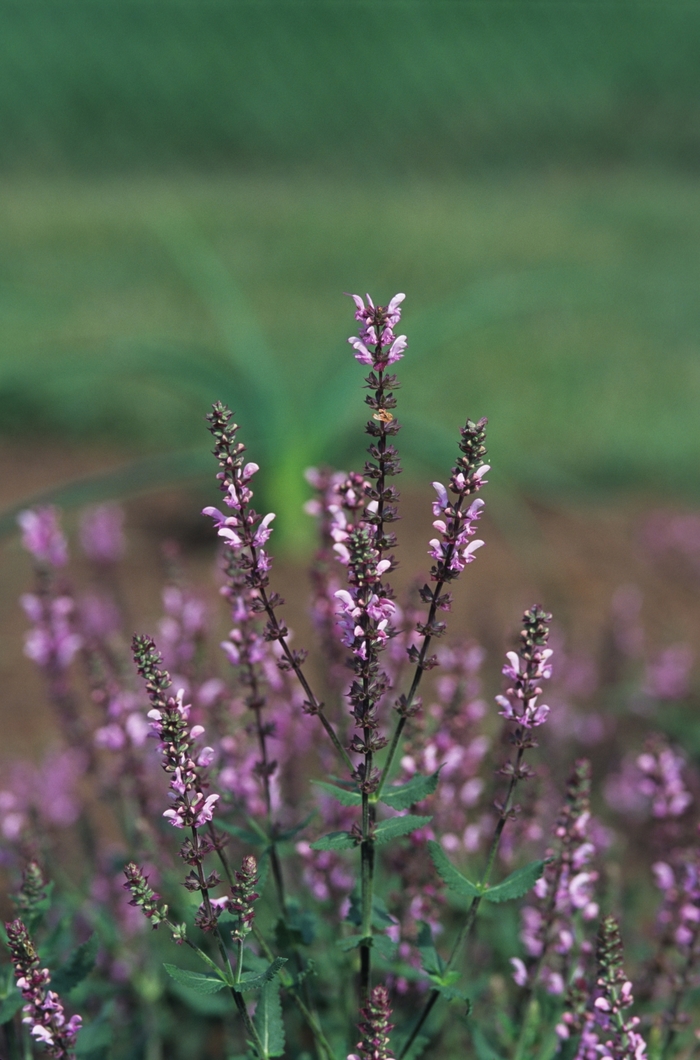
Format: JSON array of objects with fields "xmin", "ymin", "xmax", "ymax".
[{"xmin": 2, "ymin": 0, "xmax": 700, "ymax": 748}]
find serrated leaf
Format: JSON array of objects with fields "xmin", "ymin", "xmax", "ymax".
[
  {"xmin": 167, "ymin": 979, "xmax": 232, "ymax": 1016},
  {"xmin": 0, "ymin": 989, "xmax": 23, "ymax": 1023},
  {"xmin": 380, "ymin": 770, "xmax": 442, "ymax": 811},
  {"xmin": 372, "ymin": 932, "xmax": 397, "ymax": 961},
  {"xmin": 164, "ymin": 964, "xmax": 227, "ymax": 994},
  {"xmin": 276, "ymin": 904, "xmax": 316, "ymax": 949},
  {"xmin": 482, "ymin": 860, "xmax": 546, "ymax": 903},
  {"xmin": 428, "ymin": 970, "xmax": 470, "ymax": 1002},
  {"xmin": 416, "ymin": 920, "xmax": 444, "ymax": 978},
  {"xmin": 374, "ymin": 815, "xmax": 432, "ymax": 846},
  {"xmin": 309, "ymin": 831, "xmax": 357, "ymax": 851},
  {"xmin": 336, "ymin": 934, "xmax": 365, "ymax": 952},
  {"xmin": 253, "ymin": 980, "xmax": 285, "ymax": 1057},
  {"xmin": 216, "ymin": 821, "xmax": 268, "ymax": 846},
  {"xmin": 311, "ymin": 780, "xmax": 362, "ymax": 807},
  {"xmin": 51, "ymin": 934, "xmax": 98, "ymax": 995},
  {"xmin": 428, "ymin": 841, "xmax": 482, "ymax": 898},
  {"xmin": 236, "ymin": 957, "xmax": 287, "ymax": 992}
]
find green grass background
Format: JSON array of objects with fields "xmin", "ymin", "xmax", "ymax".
[{"xmin": 1, "ymin": 1, "xmax": 699, "ymax": 543}]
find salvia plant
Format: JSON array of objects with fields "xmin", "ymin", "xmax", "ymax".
[{"xmin": 1, "ymin": 291, "xmax": 699, "ymax": 1060}]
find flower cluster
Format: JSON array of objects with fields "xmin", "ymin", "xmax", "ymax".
[
  {"xmin": 496, "ymin": 605, "xmax": 553, "ymax": 729},
  {"xmin": 123, "ymin": 862, "xmax": 169, "ymax": 929},
  {"xmin": 132, "ymin": 635, "xmax": 218, "ymax": 830},
  {"xmin": 79, "ymin": 504, "xmax": 125, "ymax": 565},
  {"xmin": 17, "ymin": 507, "xmax": 68, "ymax": 569},
  {"xmin": 20, "ymin": 591, "xmax": 83, "ymax": 671},
  {"xmin": 563, "ymin": 916, "xmax": 647, "ymax": 1059},
  {"xmin": 5, "ymin": 918, "xmax": 82, "ymax": 1058},
  {"xmin": 513, "ymin": 759, "xmax": 599, "ymax": 994},
  {"xmin": 428, "ymin": 418, "xmax": 489, "ymax": 580},
  {"xmin": 228, "ymin": 855, "xmax": 260, "ymax": 941},
  {"xmin": 347, "ymin": 984, "xmax": 396, "ymax": 1060},
  {"xmin": 605, "ymin": 736, "xmax": 692, "ymax": 823},
  {"xmin": 348, "ymin": 293, "xmax": 407, "ymax": 369}
]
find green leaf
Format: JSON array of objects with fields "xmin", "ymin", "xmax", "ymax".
[
  {"xmin": 309, "ymin": 831, "xmax": 357, "ymax": 851},
  {"xmin": 374, "ymin": 815, "xmax": 433, "ymax": 846},
  {"xmin": 0, "ymin": 989, "xmax": 23, "ymax": 1023},
  {"xmin": 311, "ymin": 780, "xmax": 362, "ymax": 807},
  {"xmin": 428, "ymin": 969, "xmax": 470, "ymax": 1002},
  {"xmin": 276, "ymin": 904, "xmax": 317, "ymax": 949},
  {"xmin": 372, "ymin": 933, "xmax": 397, "ymax": 961},
  {"xmin": 416, "ymin": 921, "xmax": 444, "ymax": 978},
  {"xmin": 51, "ymin": 934, "xmax": 99, "ymax": 995},
  {"xmin": 428, "ymin": 841, "xmax": 482, "ymax": 898},
  {"xmin": 379, "ymin": 770, "xmax": 442, "ymax": 811},
  {"xmin": 167, "ymin": 980, "xmax": 232, "ymax": 1017},
  {"xmin": 254, "ymin": 980, "xmax": 286, "ymax": 1058},
  {"xmin": 336, "ymin": 934, "xmax": 365, "ymax": 952},
  {"xmin": 236, "ymin": 957, "xmax": 288, "ymax": 992},
  {"xmin": 216, "ymin": 821, "xmax": 268, "ymax": 846},
  {"xmin": 163, "ymin": 965, "xmax": 227, "ymax": 994},
  {"xmin": 482, "ymin": 860, "xmax": 546, "ymax": 903}
]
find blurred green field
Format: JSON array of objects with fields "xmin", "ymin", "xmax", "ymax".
[
  {"xmin": 1, "ymin": 1, "xmax": 700, "ymax": 544},
  {"xmin": 2, "ymin": 168, "xmax": 700, "ymax": 536}
]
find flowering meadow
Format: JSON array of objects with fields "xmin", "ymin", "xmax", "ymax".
[{"xmin": 1, "ymin": 292, "xmax": 699, "ymax": 1060}]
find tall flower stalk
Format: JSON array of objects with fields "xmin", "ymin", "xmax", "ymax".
[{"xmin": 400, "ymin": 605, "xmax": 553, "ymax": 1057}]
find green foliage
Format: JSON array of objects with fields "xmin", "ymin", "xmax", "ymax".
[
  {"xmin": 373, "ymin": 815, "xmax": 433, "ymax": 846},
  {"xmin": 51, "ymin": 933, "xmax": 99, "ymax": 995},
  {"xmin": 311, "ymin": 781, "xmax": 362, "ymax": 807},
  {"xmin": 483, "ymin": 861, "xmax": 547, "ymax": 904},
  {"xmin": 379, "ymin": 770, "xmax": 441, "ymax": 811},
  {"xmin": 253, "ymin": 981, "xmax": 285, "ymax": 1059},
  {"xmin": 310, "ymin": 831, "xmax": 357, "ymax": 851},
  {"xmin": 428, "ymin": 843, "xmax": 546, "ymax": 904},
  {"xmin": 427, "ymin": 842, "xmax": 482, "ymax": 899},
  {"xmin": 236, "ymin": 958, "xmax": 288, "ymax": 993},
  {"xmin": 163, "ymin": 965, "xmax": 227, "ymax": 995}
]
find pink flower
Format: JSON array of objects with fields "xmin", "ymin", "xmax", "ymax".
[{"xmin": 17, "ymin": 507, "xmax": 68, "ymax": 568}]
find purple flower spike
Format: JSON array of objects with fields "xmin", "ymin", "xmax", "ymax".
[
  {"xmin": 79, "ymin": 504, "xmax": 125, "ymax": 564},
  {"xmin": 496, "ymin": 606, "xmax": 553, "ymax": 729},
  {"xmin": 6, "ymin": 918, "xmax": 82, "ymax": 1059},
  {"xmin": 347, "ymin": 292, "xmax": 407, "ymax": 371},
  {"xmin": 17, "ymin": 507, "xmax": 68, "ymax": 569}
]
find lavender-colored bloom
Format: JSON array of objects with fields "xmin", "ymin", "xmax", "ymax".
[
  {"xmin": 6, "ymin": 918, "xmax": 82, "ymax": 1058},
  {"xmin": 79, "ymin": 504, "xmax": 125, "ymax": 564},
  {"xmin": 347, "ymin": 292, "xmax": 407, "ymax": 371},
  {"xmin": 132, "ymin": 636, "xmax": 220, "ymax": 831},
  {"xmin": 347, "ymin": 984, "xmax": 396, "ymax": 1060},
  {"xmin": 515, "ymin": 760, "xmax": 599, "ymax": 991},
  {"xmin": 17, "ymin": 507, "xmax": 68, "ymax": 569},
  {"xmin": 496, "ymin": 606, "xmax": 553, "ymax": 730},
  {"xmin": 562, "ymin": 917, "xmax": 646, "ymax": 1059},
  {"xmin": 605, "ymin": 736, "xmax": 692, "ymax": 821},
  {"xmin": 643, "ymin": 644, "xmax": 693, "ymax": 700},
  {"xmin": 21, "ymin": 594, "xmax": 83, "ymax": 671}
]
